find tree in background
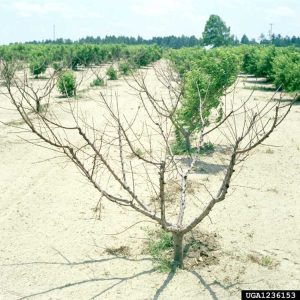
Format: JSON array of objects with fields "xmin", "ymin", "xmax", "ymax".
[
  {"xmin": 29, "ymin": 57, "xmax": 48, "ymax": 79},
  {"xmin": 202, "ymin": 15, "xmax": 232, "ymax": 47},
  {"xmin": 57, "ymin": 70, "xmax": 76, "ymax": 97},
  {"xmin": 241, "ymin": 34, "xmax": 250, "ymax": 45}
]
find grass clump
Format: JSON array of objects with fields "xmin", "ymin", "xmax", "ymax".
[
  {"xmin": 248, "ymin": 253, "xmax": 278, "ymax": 269},
  {"xmin": 147, "ymin": 230, "xmax": 174, "ymax": 272},
  {"xmin": 90, "ymin": 76, "xmax": 105, "ymax": 87},
  {"xmin": 105, "ymin": 246, "xmax": 130, "ymax": 256}
]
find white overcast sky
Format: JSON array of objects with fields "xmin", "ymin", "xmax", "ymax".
[{"xmin": 0, "ymin": 0, "xmax": 299, "ymax": 44}]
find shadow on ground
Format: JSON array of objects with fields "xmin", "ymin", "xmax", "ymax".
[
  {"xmin": 180, "ymin": 158, "xmax": 226, "ymax": 174},
  {"xmin": 0, "ymin": 247, "xmax": 241, "ymax": 300}
]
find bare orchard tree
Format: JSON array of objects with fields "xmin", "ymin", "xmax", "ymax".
[{"xmin": 2, "ymin": 61, "xmax": 294, "ymax": 268}]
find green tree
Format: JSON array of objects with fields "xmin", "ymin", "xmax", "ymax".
[
  {"xmin": 202, "ymin": 15, "xmax": 232, "ymax": 47},
  {"xmin": 106, "ymin": 66, "xmax": 118, "ymax": 80},
  {"xmin": 29, "ymin": 57, "xmax": 48, "ymax": 78},
  {"xmin": 241, "ymin": 34, "xmax": 250, "ymax": 44},
  {"xmin": 57, "ymin": 70, "xmax": 76, "ymax": 97},
  {"xmin": 272, "ymin": 49, "xmax": 300, "ymax": 92},
  {"xmin": 173, "ymin": 49, "xmax": 240, "ymax": 153}
]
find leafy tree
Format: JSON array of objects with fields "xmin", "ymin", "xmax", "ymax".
[
  {"xmin": 202, "ymin": 15, "xmax": 232, "ymax": 47},
  {"xmin": 272, "ymin": 49, "xmax": 300, "ymax": 92},
  {"xmin": 173, "ymin": 49, "xmax": 240, "ymax": 152},
  {"xmin": 29, "ymin": 57, "xmax": 48, "ymax": 78},
  {"xmin": 57, "ymin": 70, "xmax": 76, "ymax": 97},
  {"xmin": 241, "ymin": 34, "xmax": 250, "ymax": 45},
  {"xmin": 256, "ymin": 47, "xmax": 276, "ymax": 79}
]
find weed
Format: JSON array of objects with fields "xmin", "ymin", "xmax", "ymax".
[
  {"xmin": 150, "ymin": 179, "xmax": 197, "ymax": 204},
  {"xmin": 261, "ymin": 256, "xmax": 274, "ymax": 267},
  {"xmin": 146, "ymin": 230, "xmax": 174, "ymax": 272},
  {"xmin": 145, "ymin": 229, "xmax": 220, "ymax": 272},
  {"xmin": 105, "ymin": 246, "xmax": 130, "ymax": 256},
  {"xmin": 265, "ymin": 148, "xmax": 274, "ymax": 154},
  {"xmin": 90, "ymin": 76, "xmax": 105, "ymax": 87},
  {"xmin": 247, "ymin": 253, "xmax": 278, "ymax": 269},
  {"xmin": 266, "ymin": 187, "xmax": 279, "ymax": 194}
]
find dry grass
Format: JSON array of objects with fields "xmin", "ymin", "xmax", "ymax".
[
  {"xmin": 105, "ymin": 246, "xmax": 131, "ymax": 256},
  {"xmin": 265, "ymin": 148, "xmax": 274, "ymax": 154},
  {"xmin": 247, "ymin": 253, "xmax": 279, "ymax": 269},
  {"xmin": 150, "ymin": 179, "xmax": 198, "ymax": 204}
]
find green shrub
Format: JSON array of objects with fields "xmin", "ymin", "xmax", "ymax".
[
  {"xmin": 29, "ymin": 58, "xmax": 48, "ymax": 78},
  {"xmin": 255, "ymin": 47, "xmax": 276, "ymax": 79},
  {"xmin": 106, "ymin": 66, "xmax": 118, "ymax": 80},
  {"xmin": 57, "ymin": 70, "xmax": 76, "ymax": 97},
  {"xmin": 119, "ymin": 62, "xmax": 130, "ymax": 75},
  {"xmin": 242, "ymin": 47, "xmax": 260, "ymax": 74},
  {"xmin": 272, "ymin": 49, "xmax": 300, "ymax": 92},
  {"xmin": 90, "ymin": 76, "xmax": 105, "ymax": 87},
  {"xmin": 52, "ymin": 61, "xmax": 64, "ymax": 72}
]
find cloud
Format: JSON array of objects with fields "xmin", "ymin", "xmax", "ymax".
[{"xmin": 11, "ymin": 0, "xmax": 101, "ymax": 19}]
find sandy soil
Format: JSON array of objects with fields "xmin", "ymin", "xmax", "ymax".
[{"xmin": 0, "ymin": 63, "xmax": 299, "ymax": 300}]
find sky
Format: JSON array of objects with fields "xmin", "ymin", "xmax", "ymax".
[{"xmin": 0, "ymin": 0, "xmax": 299, "ymax": 44}]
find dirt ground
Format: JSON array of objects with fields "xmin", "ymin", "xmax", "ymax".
[{"xmin": 0, "ymin": 63, "xmax": 299, "ymax": 300}]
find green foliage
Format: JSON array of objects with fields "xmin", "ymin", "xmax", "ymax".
[
  {"xmin": 0, "ymin": 44, "xmax": 163, "ymax": 74},
  {"xmin": 241, "ymin": 34, "xmax": 250, "ymax": 45},
  {"xmin": 131, "ymin": 45, "xmax": 162, "ymax": 67},
  {"xmin": 106, "ymin": 66, "xmax": 118, "ymax": 80},
  {"xmin": 168, "ymin": 47, "xmax": 239, "ymax": 154},
  {"xmin": 52, "ymin": 61, "xmax": 64, "ymax": 72},
  {"xmin": 177, "ymin": 49, "xmax": 239, "ymax": 132},
  {"xmin": 0, "ymin": 62, "xmax": 16, "ymax": 86},
  {"xmin": 242, "ymin": 46, "xmax": 260, "ymax": 74},
  {"xmin": 242, "ymin": 46, "xmax": 276, "ymax": 78},
  {"xmin": 57, "ymin": 70, "xmax": 76, "ymax": 97},
  {"xmin": 256, "ymin": 47, "xmax": 276, "ymax": 78},
  {"xmin": 172, "ymin": 132, "xmax": 215, "ymax": 155},
  {"xmin": 202, "ymin": 15, "xmax": 232, "ymax": 47},
  {"xmin": 147, "ymin": 230, "xmax": 174, "ymax": 272},
  {"xmin": 90, "ymin": 76, "xmax": 105, "ymax": 87},
  {"xmin": 272, "ymin": 49, "xmax": 300, "ymax": 92},
  {"xmin": 241, "ymin": 46, "xmax": 300, "ymax": 92},
  {"xmin": 119, "ymin": 62, "xmax": 131, "ymax": 75},
  {"xmin": 29, "ymin": 57, "xmax": 48, "ymax": 78}
]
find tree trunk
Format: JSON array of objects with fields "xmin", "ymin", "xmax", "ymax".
[
  {"xmin": 36, "ymin": 100, "xmax": 41, "ymax": 113},
  {"xmin": 173, "ymin": 232, "xmax": 184, "ymax": 268},
  {"xmin": 183, "ymin": 133, "xmax": 191, "ymax": 153}
]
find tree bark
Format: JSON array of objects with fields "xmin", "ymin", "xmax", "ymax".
[
  {"xmin": 173, "ymin": 232, "xmax": 184, "ymax": 268},
  {"xmin": 36, "ymin": 99, "xmax": 41, "ymax": 113}
]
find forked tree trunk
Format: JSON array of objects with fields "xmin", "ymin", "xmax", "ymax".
[{"xmin": 173, "ymin": 232, "xmax": 184, "ymax": 268}]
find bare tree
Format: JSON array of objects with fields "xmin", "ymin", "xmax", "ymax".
[{"xmin": 2, "ymin": 60, "xmax": 294, "ymax": 268}]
